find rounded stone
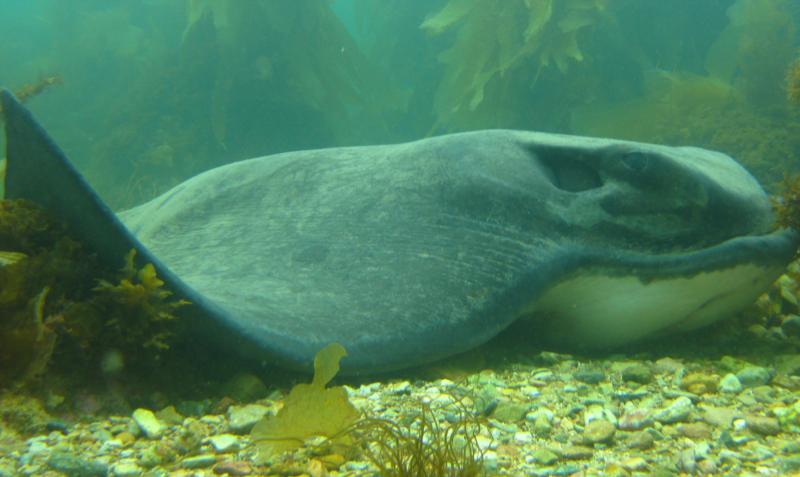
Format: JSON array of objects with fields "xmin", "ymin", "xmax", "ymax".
[
  {"xmin": 207, "ymin": 433, "xmax": 240, "ymax": 452},
  {"xmin": 625, "ymin": 431, "xmax": 654, "ymax": 450},
  {"xmin": 621, "ymin": 364, "xmax": 652, "ymax": 384},
  {"xmin": 132, "ymin": 409, "xmax": 165, "ymax": 439},
  {"xmin": 654, "ymin": 396, "xmax": 693, "ymax": 424},
  {"xmin": 736, "ymin": 366, "xmax": 771, "ymax": 388},
  {"xmin": 222, "ymin": 373, "xmax": 269, "ymax": 402},
  {"xmin": 492, "ymin": 400, "xmax": 529, "ymax": 422},
  {"xmin": 529, "ymin": 448, "xmax": 560, "ymax": 465},
  {"xmin": 583, "ymin": 419, "xmax": 616, "ymax": 444},
  {"xmin": 574, "ymin": 368, "xmax": 605, "ymax": 384},
  {"xmin": 718, "ymin": 373, "xmax": 743, "ymax": 394},
  {"xmin": 227, "ymin": 404, "xmax": 270, "ymax": 434},
  {"xmin": 181, "ymin": 454, "xmax": 217, "ymax": 469},
  {"xmin": 745, "ymin": 415, "xmax": 781, "ymax": 436}
]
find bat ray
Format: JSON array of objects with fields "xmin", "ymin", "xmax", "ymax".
[{"xmin": 2, "ymin": 90, "xmax": 798, "ymax": 374}]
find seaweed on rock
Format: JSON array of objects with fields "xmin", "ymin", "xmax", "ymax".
[{"xmin": 0, "ymin": 200, "xmax": 189, "ymax": 388}]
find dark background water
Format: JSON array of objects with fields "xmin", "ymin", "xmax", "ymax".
[{"xmin": 2, "ymin": 0, "xmax": 799, "ymax": 208}]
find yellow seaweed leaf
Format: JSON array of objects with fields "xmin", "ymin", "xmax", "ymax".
[{"xmin": 251, "ymin": 343, "xmax": 359, "ymax": 461}]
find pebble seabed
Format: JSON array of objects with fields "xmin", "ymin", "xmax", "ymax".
[
  {"xmin": 3, "ymin": 265, "xmax": 800, "ymax": 477},
  {"xmin": 1, "ymin": 342, "xmax": 799, "ymax": 477}
]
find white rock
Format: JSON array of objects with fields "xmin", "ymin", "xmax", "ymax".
[
  {"xmin": 227, "ymin": 404, "xmax": 270, "ymax": 434},
  {"xmin": 132, "ymin": 409, "xmax": 164, "ymax": 439},
  {"xmin": 207, "ymin": 434, "xmax": 240, "ymax": 453},
  {"xmin": 111, "ymin": 461, "xmax": 142, "ymax": 477},
  {"xmin": 718, "ymin": 374, "xmax": 743, "ymax": 394},
  {"xmin": 513, "ymin": 431, "xmax": 533, "ymax": 444}
]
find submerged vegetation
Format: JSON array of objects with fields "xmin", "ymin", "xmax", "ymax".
[
  {"xmin": 0, "ymin": 200, "xmax": 187, "ymax": 389},
  {"xmin": 251, "ymin": 343, "xmax": 359, "ymax": 460},
  {"xmin": 348, "ymin": 402, "xmax": 485, "ymax": 477},
  {"xmin": 773, "ymin": 174, "xmax": 800, "ymax": 231},
  {"xmin": 421, "ymin": 0, "xmax": 610, "ymax": 131},
  {"xmin": 2, "ymin": 0, "xmax": 796, "ymax": 204},
  {"xmin": 252, "ymin": 344, "xmax": 486, "ymax": 475}
]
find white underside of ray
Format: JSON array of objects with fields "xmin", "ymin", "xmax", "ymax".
[{"xmin": 530, "ymin": 263, "xmax": 781, "ymax": 347}]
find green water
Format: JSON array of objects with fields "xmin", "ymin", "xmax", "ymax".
[{"xmin": 1, "ymin": 0, "xmax": 799, "ymax": 206}]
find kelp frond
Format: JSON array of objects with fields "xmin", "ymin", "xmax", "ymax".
[{"xmin": 422, "ymin": 0, "xmax": 609, "ymax": 128}]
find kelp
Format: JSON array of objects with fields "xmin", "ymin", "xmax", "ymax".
[
  {"xmin": 422, "ymin": 0, "xmax": 609, "ymax": 130},
  {"xmin": 705, "ymin": 0, "xmax": 796, "ymax": 107},
  {"xmin": 787, "ymin": 59, "xmax": 800, "ymax": 105},
  {"xmin": 182, "ymin": 0, "xmax": 400, "ymax": 147},
  {"xmin": 571, "ymin": 71, "xmax": 739, "ymax": 143}
]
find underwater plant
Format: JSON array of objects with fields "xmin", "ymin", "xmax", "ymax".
[
  {"xmin": 0, "ymin": 199, "xmax": 190, "ymax": 388},
  {"xmin": 252, "ymin": 342, "xmax": 487, "ymax": 475},
  {"xmin": 772, "ymin": 174, "xmax": 800, "ymax": 231},
  {"xmin": 421, "ymin": 0, "xmax": 609, "ymax": 129},
  {"xmin": 787, "ymin": 59, "xmax": 800, "ymax": 105},
  {"xmin": 251, "ymin": 343, "xmax": 360, "ymax": 461},
  {"xmin": 93, "ymin": 249, "xmax": 189, "ymax": 351},
  {"xmin": 346, "ymin": 400, "xmax": 486, "ymax": 477},
  {"xmin": 0, "ymin": 200, "xmax": 95, "ymax": 386}
]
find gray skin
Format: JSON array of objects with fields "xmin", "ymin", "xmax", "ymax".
[{"xmin": 2, "ymin": 90, "xmax": 797, "ymax": 374}]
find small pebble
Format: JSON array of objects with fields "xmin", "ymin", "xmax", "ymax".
[
  {"xmin": 583, "ymin": 419, "xmax": 616, "ymax": 444},
  {"xmin": 718, "ymin": 373, "xmax": 743, "ymax": 393},
  {"xmin": 561, "ymin": 445, "xmax": 593, "ymax": 460},
  {"xmin": 574, "ymin": 368, "xmax": 605, "ymax": 384},
  {"xmin": 736, "ymin": 366, "xmax": 771, "ymax": 388},
  {"xmin": 111, "ymin": 461, "xmax": 142, "ymax": 477},
  {"xmin": 213, "ymin": 461, "xmax": 253, "ymax": 475},
  {"xmin": 618, "ymin": 408, "xmax": 652, "ymax": 430},
  {"xmin": 181, "ymin": 454, "xmax": 217, "ymax": 469},
  {"xmin": 529, "ymin": 448, "xmax": 559, "ymax": 465},
  {"xmin": 625, "ymin": 430, "xmax": 654, "ymax": 449},
  {"xmin": 621, "ymin": 364, "xmax": 652, "ymax": 384},
  {"xmin": 132, "ymin": 409, "xmax": 164, "ymax": 439},
  {"xmin": 745, "ymin": 415, "xmax": 781, "ymax": 435},
  {"xmin": 492, "ymin": 401, "xmax": 529, "ymax": 422},
  {"xmin": 207, "ymin": 433, "xmax": 240, "ymax": 452},
  {"xmin": 227, "ymin": 404, "xmax": 270, "ymax": 434},
  {"xmin": 678, "ymin": 422, "xmax": 712, "ymax": 439},
  {"xmin": 653, "ymin": 396, "xmax": 693, "ymax": 424},
  {"xmin": 47, "ymin": 452, "xmax": 108, "ymax": 477}
]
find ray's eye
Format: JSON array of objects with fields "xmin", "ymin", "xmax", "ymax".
[
  {"xmin": 539, "ymin": 154, "xmax": 603, "ymax": 192},
  {"xmin": 620, "ymin": 152, "xmax": 651, "ymax": 172}
]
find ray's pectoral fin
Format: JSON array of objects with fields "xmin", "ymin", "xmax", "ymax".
[
  {"xmin": 2, "ymin": 89, "xmax": 147, "ymax": 270},
  {"xmin": 0, "ymin": 89, "xmax": 204, "ymax": 311}
]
